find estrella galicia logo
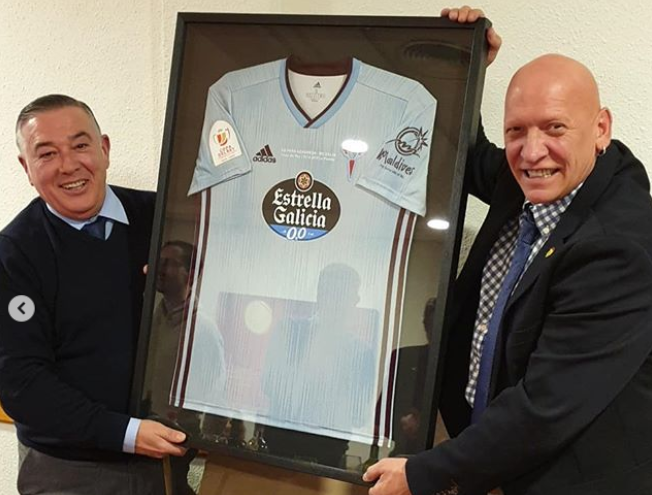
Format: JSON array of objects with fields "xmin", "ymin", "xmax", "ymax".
[
  {"xmin": 387, "ymin": 127, "xmax": 430, "ymax": 157},
  {"xmin": 262, "ymin": 171, "xmax": 341, "ymax": 241}
]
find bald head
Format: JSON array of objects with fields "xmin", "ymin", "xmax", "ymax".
[
  {"xmin": 507, "ymin": 54, "xmax": 601, "ymax": 117},
  {"xmin": 502, "ymin": 54, "xmax": 612, "ymax": 204}
]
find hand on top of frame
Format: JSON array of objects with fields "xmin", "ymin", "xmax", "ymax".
[{"xmin": 441, "ymin": 6, "xmax": 502, "ymax": 65}]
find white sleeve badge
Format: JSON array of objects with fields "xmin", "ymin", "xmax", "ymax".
[{"xmin": 209, "ymin": 120, "xmax": 243, "ymax": 166}]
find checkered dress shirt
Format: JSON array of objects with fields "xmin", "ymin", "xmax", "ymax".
[{"xmin": 465, "ymin": 185, "xmax": 581, "ymax": 406}]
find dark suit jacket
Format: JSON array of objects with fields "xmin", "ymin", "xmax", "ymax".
[{"xmin": 405, "ymin": 131, "xmax": 652, "ymax": 495}]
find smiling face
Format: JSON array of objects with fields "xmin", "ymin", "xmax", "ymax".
[
  {"xmin": 503, "ymin": 55, "xmax": 612, "ymax": 204},
  {"xmin": 17, "ymin": 106, "xmax": 110, "ymax": 220}
]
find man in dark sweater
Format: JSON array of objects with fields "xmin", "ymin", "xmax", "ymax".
[{"xmin": 0, "ymin": 95, "xmax": 187, "ymax": 494}]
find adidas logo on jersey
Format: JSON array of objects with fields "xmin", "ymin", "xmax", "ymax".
[
  {"xmin": 253, "ymin": 145, "xmax": 277, "ymax": 163},
  {"xmin": 313, "ymin": 82, "xmax": 322, "ymax": 88}
]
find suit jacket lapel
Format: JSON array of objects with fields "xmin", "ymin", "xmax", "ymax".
[{"xmin": 506, "ymin": 149, "xmax": 618, "ymax": 308}]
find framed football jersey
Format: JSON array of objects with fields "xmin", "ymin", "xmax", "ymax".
[{"xmin": 132, "ymin": 13, "xmax": 489, "ymax": 484}]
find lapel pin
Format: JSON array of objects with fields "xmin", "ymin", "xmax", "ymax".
[{"xmin": 545, "ymin": 247, "xmax": 555, "ymax": 258}]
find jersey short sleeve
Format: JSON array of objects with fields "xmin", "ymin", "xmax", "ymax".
[
  {"xmin": 356, "ymin": 84, "xmax": 437, "ymax": 216},
  {"xmin": 188, "ymin": 75, "xmax": 253, "ymax": 196}
]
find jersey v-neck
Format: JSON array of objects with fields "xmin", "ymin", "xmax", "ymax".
[{"xmin": 280, "ymin": 56, "xmax": 361, "ymax": 129}]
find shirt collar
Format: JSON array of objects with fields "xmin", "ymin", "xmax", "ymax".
[
  {"xmin": 524, "ymin": 183, "xmax": 583, "ymax": 237},
  {"xmin": 46, "ymin": 185, "xmax": 129, "ymax": 230}
]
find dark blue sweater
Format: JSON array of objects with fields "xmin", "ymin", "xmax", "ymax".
[{"xmin": 0, "ymin": 186, "xmax": 154, "ymax": 460}]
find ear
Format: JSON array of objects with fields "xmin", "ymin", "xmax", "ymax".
[
  {"xmin": 595, "ymin": 107, "xmax": 613, "ymax": 154},
  {"xmin": 101, "ymin": 134, "xmax": 111, "ymax": 167},
  {"xmin": 18, "ymin": 155, "xmax": 34, "ymax": 186}
]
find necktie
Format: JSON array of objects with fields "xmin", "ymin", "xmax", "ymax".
[
  {"xmin": 81, "ymin": 216, "xmax": 107, "ymax": 240},
  {"xmin": 472, "ymin": 207, "xmax": 539, "ymax": 422}
]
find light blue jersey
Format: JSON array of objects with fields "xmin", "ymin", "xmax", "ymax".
[{"xmin": 174, "ymin": 57, "xmax": 437, "ymax": 446}]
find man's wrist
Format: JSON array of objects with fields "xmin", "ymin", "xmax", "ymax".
[{"xmin": 122, "ymin": 417, "xmax": 142, "ymax": 454}]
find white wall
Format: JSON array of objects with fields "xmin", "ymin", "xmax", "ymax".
[
  {"xmin": 0, "ymin": 1, "xmax": 650, "ymax": 492},
  {"xmin": 0, "ymin": 424, "xmax": 17, "ymax": 493}
]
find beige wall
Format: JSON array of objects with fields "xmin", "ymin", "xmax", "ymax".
[{"xmin": 0, "ymin": 1, "xmax": 650, "ymax": 492}]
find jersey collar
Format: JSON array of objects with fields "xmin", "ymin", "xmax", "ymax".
[{"xmin": 280, "ymin": 56, "xmax": 361, "ymax": 129}]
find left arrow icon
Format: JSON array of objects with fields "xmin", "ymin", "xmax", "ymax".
[{"xmin": 9, "ymin": 296, "xmax": 35, "ymax": 322}]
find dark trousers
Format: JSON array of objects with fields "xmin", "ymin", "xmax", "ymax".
[{"xmin": 18, "ymin": 442, "xmax": 166, "ymax": 495}]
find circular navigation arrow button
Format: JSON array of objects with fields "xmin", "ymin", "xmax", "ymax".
[{"xmin": 8, "ymin": 295, "xmax": 35, "ymax": 322}]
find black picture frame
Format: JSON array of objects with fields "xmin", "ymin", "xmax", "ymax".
[{"xmin": 131, "ymin": 12, "xmax": 489, "ymax": 484}]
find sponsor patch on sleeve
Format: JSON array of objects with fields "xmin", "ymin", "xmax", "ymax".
[
  {"xmin": 209, "ymin": 120, "xmax": 242, "ymax": 166},
  {"xmin": 373, "ymin": 127, "xmax": 431, "ymax": 178}
]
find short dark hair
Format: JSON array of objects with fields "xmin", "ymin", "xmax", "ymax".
[
  {"xmin": 162, "ymin": 240, "xmax": 196, "ymax": 272},
  {"xmin": 15, "ymin": 94, "xmax": 101, "ymax": 145}
]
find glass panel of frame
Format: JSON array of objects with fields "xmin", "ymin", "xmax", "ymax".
[{"xmin": 131, "ymin": 13, "xmax": 488, "ymax": 484}]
